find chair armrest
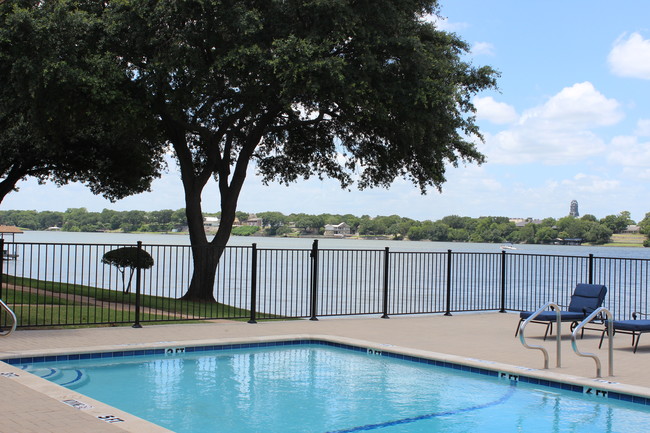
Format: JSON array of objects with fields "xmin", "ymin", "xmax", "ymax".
[{"xmin": 632, "ymin": 312, "xmax": 649, "ymax": 320}]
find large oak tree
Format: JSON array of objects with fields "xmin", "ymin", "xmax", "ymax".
[
  {"xmin": 0, "ymin": 0, "xmax": 165, "ymax": 205},
  {"xmin": 107, "ymin": 0, "xmax": 498, "ymax": 301}
]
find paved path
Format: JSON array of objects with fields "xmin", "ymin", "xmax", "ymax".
[{"xmin": 3, "ymin": 283, "xmax": 185, "ymax": 319}]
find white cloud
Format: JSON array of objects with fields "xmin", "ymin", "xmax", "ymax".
[
  {"xmin": 561, "ymin": 173, "xmax": 621, "ymax": 193},
  {"xmin": 636, "ymin": 118, "xmax": 650, "ymax": 136},
  {"xmin": 471, "ymin": 42, "xmax": 495, "ymax": 56},
  {"xmin": 622, "ymin": 167, "xmax": 650, "ymax": 180},
  {"xmin": 608, "ymin": 135, "xmax": 650, "ymax": 168},
  {"xmin": 483, "ymin": 82, "xmax": 623, "ymax": 164},
  {"xmin": 474, "ymin": 97, "xmax": 518, "ymax": 124},
  {"xmin": 608, "ymin": 32, "xmax": 650, "ymax": 79},
  {"xmin": 520, "ymin": 82, "xmax": 622, "ymax": 128}
]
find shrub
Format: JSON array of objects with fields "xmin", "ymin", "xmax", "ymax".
[{"xmin": 101, "ymin": 247, "xmax": 154, "ymax": 293}]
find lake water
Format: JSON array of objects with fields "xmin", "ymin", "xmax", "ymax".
[
  {"xmin": 3, "ymin": 231, "xmax": 650, "ymax": 321},
  {"xmin": 11, "ymin": 230, "xmax": 650, "ymax": 260}
]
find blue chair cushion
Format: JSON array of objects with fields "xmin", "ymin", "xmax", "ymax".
[
  {"xmin": 567, "ymin": 283, "xmax": 607, "ymax": 314},
  {"xmin": 518, "ymin": 283, "xmax": 607, "ymax": 325},
  {"xmin": 519, "ymin": 311, "xmax": 585, "ymax": 321},
  {"xmin": 612, "ymin": 320, "xmax": 650, "ymax": 332}
]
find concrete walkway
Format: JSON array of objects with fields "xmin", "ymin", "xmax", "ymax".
[{"xmin": 1, "ymin": 312, "xmax": 650, "ymax": 432}]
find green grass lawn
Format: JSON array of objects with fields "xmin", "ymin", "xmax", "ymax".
[
  {"xmin": 0, "ymin": 274, "xmax": 268, "ymax": 328},
  {"xmin": 601, "ymin": 233, "xmax": 646, "ymax": 248}
]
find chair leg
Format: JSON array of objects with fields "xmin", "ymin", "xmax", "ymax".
[
  {"xmin": 599, "ymin": 328, "xmax": 606, "ymax": 349},
  {"xmin": 515, "ymin": 319, "xmax": 523, "ymax": 337},
  {"xmin": 543, "ymin": 322, "xmax": 552, "ymax": 341},
  {"xmin": 634, "ymin": 332, "xmax": 641, "ymax": 353}
]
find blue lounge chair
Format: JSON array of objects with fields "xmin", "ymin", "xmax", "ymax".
[
  {"xmin": 515, "ymin": 283, "xmax": 608, "ymax": 340},
  {"xmin": 599, "ymin": 312, "xmax": 650, "ymax": 353}
]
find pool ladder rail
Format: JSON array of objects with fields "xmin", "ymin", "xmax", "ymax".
[
  {"xmin": 518, "ymin": 302, "xmax": 562, "ymax": 369},
  {"xmin": 0, "ymin": 299, "xmax": 17, "ymax": 337},
  {"xmin": 572, "ymin": 307, "xmax": 613, "ymax": 378},
  {"xmin": 519, "ymin": 304, "xmax": 614, "ymax": 378}
]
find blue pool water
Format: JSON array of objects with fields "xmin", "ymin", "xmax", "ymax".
[{"xmin": 12, "ymin": 342, "xmax": 650, "ymax": 433}]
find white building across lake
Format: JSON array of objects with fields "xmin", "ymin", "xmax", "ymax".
[{"xmin": 324, "ymin": 222, "xmax": 351, "ymax": 237}]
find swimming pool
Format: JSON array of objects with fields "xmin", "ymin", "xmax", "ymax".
[{"xmin": 10, "ymin": 340, "xmax": 650, "ymax": 433}]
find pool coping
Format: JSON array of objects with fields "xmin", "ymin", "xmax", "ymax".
[{"xmin": 2, "ymin": 332, "xmax": 650, "ymax": 433}]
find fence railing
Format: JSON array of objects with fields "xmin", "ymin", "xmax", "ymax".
[{"xmin": 1, "ymin": 238, "xmax": 649, "ymax": 328}]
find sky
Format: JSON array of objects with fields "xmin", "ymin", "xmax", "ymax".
[{"xmin": 3, "ymin": 0, "xmax": 650, "ymax": 222}]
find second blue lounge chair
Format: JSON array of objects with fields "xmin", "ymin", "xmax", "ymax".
[
  {"xmin": 599, "ymin": 312, "xmax": 650, "ymax": 353},
  {"xmin": 515, "ymin": 283, "xmax": 608, "ymax": 340}
]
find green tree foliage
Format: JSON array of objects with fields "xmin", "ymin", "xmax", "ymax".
[
  {"xmin": 406, "ymin": 220, "xmax": 448, "ymax": 241},
  {"xmin": 231, "ymin": 226, "xmax": 260, "ymax": 236},
  {"xmin": 581, "ymin": 214, "xmax": 598, "ymax": 222},
  {"xmin": 549, "ymin": 216, "xmax": 611, "ymax": 245},
  {"xmin": 535, "ymin": 226, "xmax": 558, "ymax": 244},
  {"xmin": 0, "ymin": 208, "xmax": 186, "ymax": 232},
  {"xmin": 600, "ymin": 211, "xmax": 634, "ymax": 234},
  {"xmin": 358, "ymin": 218, "xmax": 387, "ymax": 236},
  {"xmin": 469, "ymin": 217, "xmax": 516, "ymax": 243},
  {"xmin": 583, "ymin": 223, "xmax": 612, "ymax": 245},
  {"xmin": 276, "ymin": 225, "xmax": 296, "ymax": 237},
  {"xmin": 440, "ymin": 215, "xmax": 468, "ymax": 229},
  {"xmin": 0, "ymin": 0, "xmax": 165, "ymax": 205},
  {"xmin": 539, "ymin": 217, "xmax": 558, "ymax": 228},
  {"xmin": 102, "ymin": 0, "xmax": 497, "ymax": 301},
  {"xmin": 639, "ymin": 213, "xmax": 650, "ymax": 235},
  {"xmin": 101, "ymin": 247, "xmax": 154, "ymax": 293},
  {"xmin": 257, "ymin": 211, "xmax": 287, "ymax": 235},
  {"xmin": 515, "ymin": 223, "xmax": 536, "ymax": 244},
  {"xmin": 638, "ymin": 213, "xmax": 650, "ymax": 247},
  {"xmin": 0, "ymin": 208, "xmax": 637, "ymax": 246}
]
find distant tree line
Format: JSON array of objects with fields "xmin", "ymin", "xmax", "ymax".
[
  {"xmin": 1, "ymin": 208, "xmax": 647, "ymax": 246},
  {"xmin": 0, "ymin": 208, "xmax": 186, "ymax": 233},
  {"xmin": 640, "ymin": 212, "xmax": 650, "ymax": 247}
]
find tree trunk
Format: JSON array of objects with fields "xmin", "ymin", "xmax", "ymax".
[
  {"xmin": 181, "ymin": 244, "xmax": 224, "ymax": 302},
  {"xmin": 166, "ymin": 112, "xmax": 264, "ymax": 302},
  {"xmin": 180, "ymin": 180, "xmax": 220, "ymax": 302},
  {"xmin": 181, "ymin": 209, "xmax": 236, "ymax": 302}
]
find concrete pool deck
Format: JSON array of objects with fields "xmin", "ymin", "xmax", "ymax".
[{"xmin": 2, "ymin": 312, "xmax": 650, "ymax": 432}]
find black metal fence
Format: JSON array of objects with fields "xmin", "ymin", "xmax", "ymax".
[{"xmin": 1, "ymin": 238, "xmax": 649, "ymax": 328}]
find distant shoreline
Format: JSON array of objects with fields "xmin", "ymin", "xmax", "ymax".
[{"xmin": 11, "ymin": 228, "xmax": 646, "ymax": 248}]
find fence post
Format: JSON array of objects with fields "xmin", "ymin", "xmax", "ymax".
[
  {"xmin": 248, "ymin": 243, "xmax": 258, "ymax": 324},
  {"xmin": 0, "ymin": 239, "xmax": 5, "ymax": 299},
  {"xmin": 132, "ymin": 241, "xmax": 143, "ymax": 328},
  {"xmin": 445, "ymin": 249, "xmax": 453, "ymax": 316},
  {"xmin": 588, "ymin": 254, "xmax": 594, "ymax": 284},
  {"xmin": 499, "ymin": 250, "xmax": 507, "ymax": 313},
  {"xmin": 0, "ymin": 239, "xmax": 4, "ymax": 300},
  {"xmin": 310, "ymin": 239, "xmax": 319, "ymax": 321},
  {"xmin": 381, "ymin": 247, "xmax": 390, "ymax": 319}
]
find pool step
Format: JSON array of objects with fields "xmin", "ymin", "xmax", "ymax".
[{"xmin": 22, "ymin": 366, "xmax": 90, "ymax": 389}]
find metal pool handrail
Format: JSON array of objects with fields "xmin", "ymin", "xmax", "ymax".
[
  {"xmin": 519, "ymin": 302, "xmax": 562, "ymax": 369},
  {"xmin": 571, "ymin": 307, "xmax": 613, "ymax": 378},
  {"xmin": 0, "ymin": 299, "xmax": 16, "ymax": 337}
]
